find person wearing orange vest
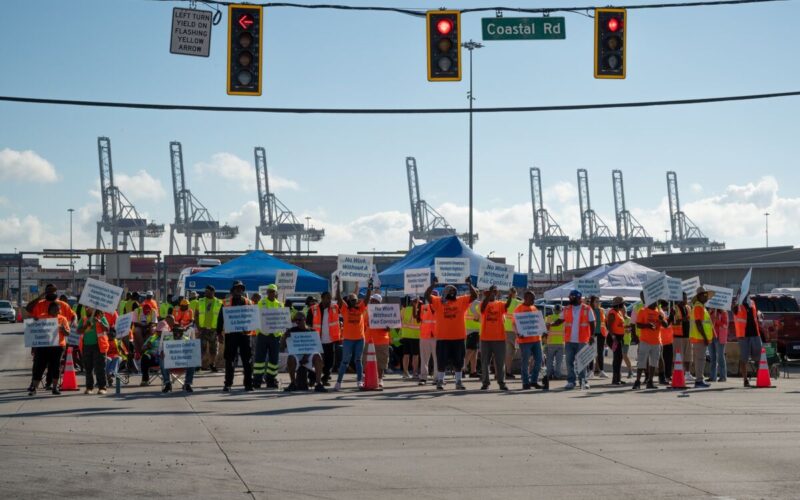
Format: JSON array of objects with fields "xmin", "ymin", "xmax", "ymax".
[
  {"xmin": 479, "ymin": 286, "xmax": 513, "ymax": 391},
  {"xmin": 588, "ymin": 296, "xmax": 609, "ymax": 379},
  {"xmin": 173, "ymin": 299, "xmax": 195, "ymax": 329},
  {"xmin": 78, "ymin": 307, "xmax": 111, "ymax": 395},
  {"xmin": 669, "ymin": 292, "xmax": 694, "ymax": 383},
  {"xmin": 690, "ymin": 287, "xmax": 715, "ymax": 388},
  {"xmin": 27, "ymin": 302, "xmax": 70, "ymax": 396},
  {"xmin": 424, "ymin": 276, "xmax": 478, "ymax": 391},
  {"xmin": 733, "ymin": 295, "xmax": 764, "ymax": 387},
  {"xmin": 333, "ymin": 276, "xmax": 372, "ymax": 391},
  {"xmin": 605, "ymin": 297, "xmax": 627, "ymax": 385},
  {"xmin": 551, "ymin": 290, "xmax": 596, "ymax": 390},
  {"xmin": 25, "ymin": 283, "xmax": 76, "ymax": 324},
  {"xmin": 710, "ymin": 305, "xmax": 729, "ymax": 383},
  {"xmin": 216, "ymin": 280, "xmax": 254, "ymax": 392},
  {"xmin": 633, "ymin": 300, "xmax": 667, "ymax": 390},
  {"xmin": 514, "ymin": 290, "xmax": 543, "ymax": 390},
  {"xmin": 657, "ymin": 300, "xmax": 673, "ymax": 385},
  {"xmin": 415, "ymin": 292, "xmax": 438, "ymax": 386},
  {"xmin": 364, "ymin": 293, "xmax": 391, "ymax": 388},
  {"xmin": 307, "ymin": 290, "xmax": 341, "ymax": 387}
]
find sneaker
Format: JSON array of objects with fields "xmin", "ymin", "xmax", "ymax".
[
  {"xmin": 184, "ymin": 384, "xmax": 193, "ymax": 393},
  {"xmin": 418, "ymin": 379, "xmax": 427, "ymax": 386},
  {"xmin": 333, "ymin": 383, "xmax": 341, "ymax": 392},
  {"xmin": 436, "ymin": 382, "xmax": 444, "ymax": 391},
  {"xmin": 52, "ymin": 387, "xmax": 61, "ymax": 395},
  {"xmin": 532, "ymin": 383, "xmax": 543, "ymax": 390},
  {"xmin": 598, "ymin": 371, "xmax": 609, "ymax": 379},
  {"xmin": 402, "ymin": 374, "xmax": 410, "ymax": 381},
  {"xmin": 266, "ymin": 380, "xmax": 279, "ymax": 389},
  {"xmin": 314, "ymin": 383, "xmax": 328, "ymax": 393},
  {"xmin": 322, "ymin": 380, "xmax": 331, "ymax": 387},
  {"xmin": 84, "ymin": 388, "xmax": 95, "ymax": 394},
  {"xmin": 658, "ymin": 377, "xmax": 668, "ymax": 385},
  {"xmin": 580, "ymin": 382, "xmax": 590, "ymax": 390},
  {"xmin": 505, "ymin": 373, "xmax": 516, "ymax": 380},
  {"xmin": 480, "ymin": 383, "xmax": 489, "ymax": 391},
  {"xmin": 98, "ymin": 388, "xmax": 107, "ymax": 395},
  {"xmin": 378, "ymin": 380, "xmax": 384, "ymax": 388},
  {"xmin": 222, "ymin": 385, "xmax": 231, "ymax": 392},
  {"xmin": 27, "ymin": 384, "xmax": 36, "ymax": 396},
  {"xmin": 44, "ymin": 382, "xmax": 52, "ymax": 390},
  {"xmin": 522, "ymin": 383, "xmax": 531, "ymax": 390},
  {"xmin": 564, "ymin": 382, "xmax": 576, "ymax": 390},
  {"xmin": 718, "ymin": 377, "xmax": 727, "ymax": 382},
  {"xmin": 455, "ymin": 383, "xmax": 466, "ymax": 390},
  {"xmin": 210, "ymin": 365, "xmax": 218, "ymax": 373},
  {"xmin": 694, "ymin": 381, "xmax": 710, "ymax": 388},
  {"xmin": 627, "ymin": 372, "xmax": 633, "ymax": 379},
  {"xmin": 632, "ymin": 381, "xmax": 641, "ymax": 390},
  {"xmin": 685, "ymin": 373, "xmax": 695, "ymax": 382},
  {"xmin": 646, "ymin": 382, "xmax": 658, "ymax": 390},
  {"xmin": 498, "ymin": 384, "xmax": 509, "ymax": 391},
  {"xmin": 162, "ymin": 383, "xmax": 172, "ymax": 393}
]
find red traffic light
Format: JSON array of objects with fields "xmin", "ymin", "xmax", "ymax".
[
  {"xmin": 607, "ymin": 17, "xmax": 621, "ymax": 32},
  {"xmin": 238, "ymin": 14, "xmax": 254, "ymax": 30},
  {"xmin": 436, "ymin": 19, "xmax": 453, "ymax": 35}
]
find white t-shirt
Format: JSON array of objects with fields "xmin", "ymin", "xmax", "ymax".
[
  {"xmin": 559, "ymin": 305, "xmax": 596, "ymax": 343},
  {"xmin": 320, "ymin": 308, "xmax": 331, "ymax": 344}
]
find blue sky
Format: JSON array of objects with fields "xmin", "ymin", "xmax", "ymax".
[{"xmin": 1, "ymin": 0, "xmax": 799, "ymax": 272}]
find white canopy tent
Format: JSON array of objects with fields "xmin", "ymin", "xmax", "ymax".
[{"xmin": 544, "ymin": 261, "xmax": 661, "ymax": 300}]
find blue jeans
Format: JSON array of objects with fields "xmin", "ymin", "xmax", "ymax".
[
  {"xmin": 161, "ymin": 366, "xmax": 195, "ymax": 385},
  {"xmin": 337, "ymin": 339, "xmax": 364, "ymax": 383},
  {"xmin": 565, "ymin": 342, "xmax": 588, "ymax": 385},
  {"xmin": 520, "ymin": 342, "xmax": 543, "ymax": 385},
  {"xmin": 709, "ymin": 338, "xmax": 727, "ymax": 380},
  {"xmin": 106, "ymin": 357, "xmax": 121, "ymax": 376}
]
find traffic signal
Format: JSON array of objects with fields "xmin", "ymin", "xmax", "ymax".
[
  {"xmin": 594, "ymin": 8, "xmax": 626, "ymax": 79},
  {"xmin": 426, "ymin": 10, "xmax": 461, "ymax": 82},
  {"xmin": 227, "ymin": 4, "xmax": 263, "ymax": 95}
]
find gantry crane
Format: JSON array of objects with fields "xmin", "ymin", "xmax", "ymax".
[
  {"xmin": 666, "ymin": 171, "xmax": 725, "ymax": 252},
  {"xmin": 254, "ymin": 147, "xmax": 324, "ymax": 254},
  {"xmin": 528, "ymin": 167, "xmax": 572, "ymax": 277},
  {"xmin": 612, "ymin": 169, "xmax": 658, "ymax": 259},
  {"xmin": 95, "ymin": 136, "xmax": 164, "ymax": 252},
  {"xmin": 406, "ymin": 156, "xmax": 477, "ymax": 249},
  {"xmin": 168, "ymin": 141, "xmax": 238, "ymax": 255},
  {"xmin": 575, "ymin": 169, "xmax": 617, "ymax": 268}
]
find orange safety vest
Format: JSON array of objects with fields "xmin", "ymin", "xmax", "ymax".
[
  {"xmin": 734, "ymin": 302, "xmax": 759, "ymax": 338},
  {"xmin": 174, "ymin": 308, "xmax": 194, "ymax": 328},
  {"xmin": 608, "ymin": 309, "xmax": 625, "ymax": 335},
  {"xmin": 420, "ymin": 304, "xmax": 436, "ymax": 339},
  {"xmin": 311, "ymin": 303, "xmax": 341, "ymax": 342},
  {"xmin": 564, "ymin": 304, "xmax": 592, "ymax": 344}
]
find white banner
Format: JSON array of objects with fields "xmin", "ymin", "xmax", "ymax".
[
  {"xmin": 740, "ymin": 268, "xmax": 753, "ymax": 303},
  {"xmin": 665, "ymin": 276, "xmax": 683, "ymax": 302},
  {"xmin": 575, "ymin": 343, "xmax": 596, "ymax": 373},
  {"xmin": 477, "ymin": 261, "xmax": 514, "ymax": 290},
  {"xmin": 643, "ymin": 273, "xmax": 667, "ymax": 306},
  {"xmin": 371, "ymin": 264, "xmax": 381, "ymax": 290},
  {"xmin": 222, "ymin": 305, "xmax": 261, "ymax": 333},
  {"xmin": 276, "ymin": 269, "xmax": 298, "ymax": 294},
  {"xmin": 513, "ymin": 311, "xmax": 546, "ymax": 337},
  {"xmin": 576, "ymin": 278, "xmax": 600, "ymax": 297},
  {"xmin": 404, "ymin": 268, "xmax": 431, "ymax": 296},
  {"xmin": 682, "ymin": 276, "xmax": 701, "ymax": 298},
  {"xmin": 435, "ymin": 257, "xmax": 470, "ymax": 283},
  {"xmin": 162, "ymin": 339, "xmax": 202, "ymax": 369},
  {"xmin": 66, "ymin": 331, "xmax": 80, "ymax": 346},
  {"xmin": 115, "ymin": 312, "xmax": 134, "ymax": 339},
  {"xmin": 78, "ymin": 277, "xmax": 124, "ymax": 313},
  {"xmin": 367, "ymin": 303, "xmax": 401, "ymax": 329},
  {"xmin": 24, "ymin": 318, "xmax": 60, "ymax": 348},
  {"xmin": 260, "ymin": 307, "xmax": 291, "ymax": 333},
  {"xmin": 337, "ymin": 254, "xmax": 373, "ymax": 282},
  {"xmin": 705, "ymin": 285, "xmax": 734, "ymax": 311},
  {"xmin": 286, "ymin": 331, "xmax": 323, "ymax": 356}
]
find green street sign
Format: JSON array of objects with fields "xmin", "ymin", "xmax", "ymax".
[{"xmin": 481, "ymin": 17, "xmax": 566, "ymax": 41}]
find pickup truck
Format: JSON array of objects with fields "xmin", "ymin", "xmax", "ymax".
[{"xmin": 750, "ymin": 294, "xmax": 800, "ymax": 359}]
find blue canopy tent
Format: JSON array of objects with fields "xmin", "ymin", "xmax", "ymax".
[
  {"xmin": 184, "ymin": 251, "xmax": 328, "ymax": 294},
  {"xmin": 378, "ymin": 236, "xmax": 528, "ymax": 290}
]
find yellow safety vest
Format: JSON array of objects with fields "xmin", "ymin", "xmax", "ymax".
[
  {"xmin": 689, "ymin": 301, "xmax": 713, "ymax": 343},
  {"xmin": 465, "ymin": 300, "xmax": 481, "ymax": 332},
  {"xmin": 195, "ymin": 297, "xmax": 222, "ymax": 330},
  {"xmin": 400, "ymin": 306, "xmax": 420, "ymax": 339},
  {"xmin": 546, "ymin": 313, "xmax": 565, "ymax": 345},
  {"xmin": 504, "ymin": 298, "xmax": 523, "ymax": 331},
  {"xmin": 257, "ymin": 297, "xmax": 285, "ymax": 336}
]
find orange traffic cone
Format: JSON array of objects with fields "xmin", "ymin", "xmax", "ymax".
[
  {"xmin": 755, "ymin": 347, "xmax": 773, "ymax": 388},
  {"xmin": 362, "ymin": 342, "xmax": 380, "ymax": 391},
  {"xmin": 671, "ymin": 346, "xmax": 687, "ymax": 389},
  {"xmin": 61, "ymin": 347, "xmax": 79, "ymax": 391}
]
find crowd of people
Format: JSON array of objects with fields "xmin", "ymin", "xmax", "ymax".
[{"xmin": 23, "ymin": 276, "xmax": 769, "ymax": 396}]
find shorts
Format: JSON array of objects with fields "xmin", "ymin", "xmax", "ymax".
[
  {"xmin": 436, "ymin": 339, "xmax": 466, "ymax": 370},
  {"xmin": 637, "ymin": 341, "xmax": 661, "ymax": 368},
  {"xmin": 401, "ymin": 338, "xmax": 420, "ymax": 356},
  {"xmin": 505, "ymin": 331, "xmax": 517, "ymax": 352},
  {"xmin": 622, "ymin": 344, "xmax": 630, "ymax": 355},
  {"xmin": 289, "ymin": 353, "xmax": 320, "ymax": 371},
  {"xmin": 363, "ymin": 344, "xmax": 390, "ymax": 369},
  {"xmin": 738, "ymin": 336, "xmax": 763, "ymax": 363},
  {"xmin": 465, "ymin": 331, "xmax": 480, "ymax": 350}
]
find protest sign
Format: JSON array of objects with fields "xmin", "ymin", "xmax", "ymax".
[
  {"xmin": 24, "ymin": 318, "xmax": 60, "ymax": 348},
  {"xmin": 337, "ymin": 254, "xmax": 373, "ymax": 282},
  {"xmin": 576, "ymin": 278, "xmax": 600, "ymax": 297},
  {"xmin": 276, "ymin": 270, "xmax": 298, "ymax": 294},
  {"xmin": 477, "ymin": 261, "xmax": 514, "ymax": 290},
  {"xmin": 575, "ymin": 343, "xmax": 596, "ymax": 373},
  {"xmin": 330, "ymin": 271, "xmax": 339, "ymax": 296},
  {"xmin": 78, "ymin": 277, "xmax": 123, "ymax": 313},
  {"xmin": 66, "ymin": 331, "xmax": 80, "ymax": 346},
  {"xmin": 260, "ymin": 307, "xmax": 291, "ymax": 333},
  {"xmin": 404, "ymin": 268, "xmax": 431, "ymax": 295},
  {"xmin": 682, "ymin": 276, "xmax": 701, "ymax": 298},
  {"xmin": 643, "ymin": 273, "xmax": 667, "ymax": 306},
  {"xmin": 665, "ymin": 276, "xmax": 684, "ymax": 302},
  {"xmin": 371, "ymin": 265, "xmax": 381, "ymax": 289},
  {"xmin": 740, "ymin": 268, "xmax": 753, "ymax": 301},
  {"xmin": 222, "ymin": 305, "xmax": 260, "ymax": 333},
  {"xmin": 162, "ymin": 339, "xmax": 202, "ymax": 369},
  {"xmin": 435, "ymin": 257, "xmax": 470, "ymax": 283},
  {"xmin": 705, "ymin": 285, "xmax": 734, "ymax": 311},
  {"xmin": 367, "ymin": 303, "xmax": 401, "ymax": 328},
  {"xmin": 513, "ymin": 311, "xmax": 546, "ymax": 337},
  {"xmin": 286, "ymin": 331, "xmax": 323, "ymax": 356},
  {"xmin": 115, "ymin": 312, "xmax": 134, "ymax": 339}
]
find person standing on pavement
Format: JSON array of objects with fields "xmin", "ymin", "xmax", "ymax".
[
  {"xmin": 710, "ymin": 306, "xmax": 729, "ymax": 382},
  {"xmin": 589, "ymin": 296, "xmax": 608, "ymax": 379},
  {"xmin": 78, "ymin": 308, "xmax": 110, "ymax": 395},
  {"xmin": 307, "ymin": 290, "xmax": 341, "ymax": 387},
  {"xmin": 254, "ymin": 284, "xmax": 284, "ymax": 389},
  {"xmin": 503, "ymin": 291, "xmax": 523, "ymax": 380},
  {"xmin": 689, "ymin": 287, "xmax": 715, "ymax": 388},
  {"xmin": 363, "ymin": 293, "xmax": 391, "ymax": 389},
  {"xmin": 416, "ymin": 292, "xmax": 438, "ymax": 386},
  {"xmin": 544, "ymin": 305, "xmax": 564, "ymax": 379},
  {"xmin": 551, "ymin": 290, "xmax": 595, "ymax": 390},
  {"xmin": 25, "ymin": 283, "xmax": 76, "ymax": 323},
  {"xmin": 196, "ymin": 286, "xmax": 223, "ymax": 372},
  {"xmin": 670, "ymin": 293, "xmax": 694, "ymax": 383},
  {"xmin": 514, "ymin": 290, "xmax": 543, "ymax": 390},
  {"xmin": 606, "ymin": 297, "xmax": 627, "ymax": 385},
  {"xmin": 424, "ymin": 277, "xmax": 479, "ymax": 391},
  {"xmin": 333, "ymin": 277, "xmax": 371, "ymax": 391},
  {"xmin": 400, "ymin": 296, "xmax": 421, "ymax": 380},
  {"xmin": 479, "ymin": 286, "xmax": 512, "ymax": 391},
  {"xmin": 734, "ymin": 295, "xmax": 764, "ymax": 387},
  {"xmin": 27, "ymin": 302, "xmax": 70, "ymax": 396},
  {"xmin": 216, "ymin": 280, "xmax": 254, "ymax": 392},
  {"xmin": 632, "ymin": 301, "xmax": 667, "ymax": 390},
  {"xmin": 657, "ymin": 300, "xmax": 674, "ymax": 385},
  {"xmin": 463, "ymin": 297, "xmax": 481, "ymax": 379}
]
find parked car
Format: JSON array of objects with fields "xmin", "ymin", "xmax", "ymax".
[
  {"xmin": 0, "ymin": 300, "xmax": 17, "ymax": 323},
  {"xmin": 750, "ymin": 294, "xmax": 800, "ymax": 360}
]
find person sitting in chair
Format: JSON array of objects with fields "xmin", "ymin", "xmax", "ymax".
[
  {"xmin": 159, "ymin": 320, "xmax": 197, "ymax": 393},
  {"xmin": 140, "ymin": 317, "xmax": 168, "ymax": 387},
  {"xmin": 282, "ymin": 312, "xmax": 327, "ymax": 393}
]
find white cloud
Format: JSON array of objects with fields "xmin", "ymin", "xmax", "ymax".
[
  {"xmin": 0, "ymin": 214, "xmax": 65, "ymax": 250},
  {"xmin": 114, "ymin": 170, "xmax": 167, "ymax": 201},
  {"xmin": 0, "ymin": 148, "xmax": 58, "ymax": 182},
  {"xmin": 690, "ymin": 183, "xmax": 703, "ymax": 194},
  {"xmin": 193, "ymin": 153, "xmax": 298, "ymax": 192},
  {"xmin": 0, "ymin": 196, "xmax": 8, "ymax": 206}
]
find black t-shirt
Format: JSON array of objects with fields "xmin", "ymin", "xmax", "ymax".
[{"xmin": 744, "ymin": 304, "xmax": 759, "ymax": 338}]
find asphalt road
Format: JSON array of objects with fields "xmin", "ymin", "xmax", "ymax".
[{"xmin": 2, "ymin": 321, "xmax": 800, "ymax": 499}]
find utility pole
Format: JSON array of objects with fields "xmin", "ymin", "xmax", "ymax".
[
  {"xmin": 764, "ymin": 212, "xmax": 770, "ymax": 247},
  {"xmin": 462, "ymin": 39, "xmax": 483, "ymax": 249},
  {"xmin": 68, "ymin": 208, "xmax": 75, "ymax": 294},
  {"xmin": 518, "ymin": 252, "xmax": 524, "ymax": 272}
]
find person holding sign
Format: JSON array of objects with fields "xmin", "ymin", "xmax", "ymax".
[
  {"xmin": 364, "ymin": 294, "xmax": 391, "ymax": 388},
  {"xmin": 415, "ymin": 293, "xmax": 438, "ymax": 386},
  {"xmin": 514, "ymin": 290, "xmax": 544, "ymax": 390},
  {"xmin": 689, "ymin": 287, "xmax": 715, "ymax": 388},
  {"xmin": 669, "ymin": 293, "xmax": 694, "ymax": 383},
  {"xmin": 333, "ymin": 277, "xmax": 372, "ymax": 391},
  {"xmin": 606, "ymin": 297, "xmax": 627, "ymax": 385},
  {"xmin": 282, "ymin": 312, "xmax": 327, "ymax": 393},
  {"xmin": 26, "ymin": 283, "xmax": 76, "ymax": 324},
  {"xmin": 424, "ymin": 276, "xmax": 478, "ymax": 391},
  {"xmin": 551, "ymin": 290, "xmax": 595, "ymax": 390},
  {"xmin": 479, "ymin": 286, "xmax": 513, "ymax": 391},
  {"xmin": 400, "ymin": 296, "xmax": 421, "ymax": 381},
  {"xmin": 160, "ymin": 319, "xmax": 197, "ymax": 393},
  {"xmin": 78, "ymin": 308, "xmax": 111, "ymax": 395},
  {"xmin": 733, "ymin": 295, "xmax": 765, "ymax": 387},
  {"xmin": 308, "ymin": 290, "xmax": 341, "ymax": 387},
  {"xmin": 26, "ymin": 302, "xmax": 70, "ymax": 396},
  {"xmin": 217, "ymin": 280, "xmax": 255, "ymax": 392},
  {"xmin": 633, "ymin": 302, "xmax": 668, "ymax": 390},
  {"xmin": 196, "ymin": 286, "xmax": 223, "ymax": 372},
  {"xmin": 255, "ymin": 284, "xmax": 285, "ymax": 389}
]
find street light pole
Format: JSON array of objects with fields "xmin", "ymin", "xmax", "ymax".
[
  {"xmin": 462, "ymin": 39, "xmax": 483, "ymax": 250},
  {"xmin": 518, "ymin": 252, "xmax": 524, "ymax": 273},
  {"xmin": 765, "ymin": 212, "xmax": 770, "ymax": 247},
  {"xmin": 68, "ymin": 208, "xmax": 75, "ymax": 294}
]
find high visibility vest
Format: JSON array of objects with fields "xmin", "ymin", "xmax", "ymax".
[
  {"xmin": 689, "ymin": 302, "xmax": 713, "ymax": 343},
  {"xmin": 593, "ymin": 307, "xmax": 607, "ymax": 336},
  {"xmin": 159, "ymin": 302, "xmax": 171, "ymax": 319},
  {"xmin": 504, "ymin": 298, "xmax": 523, "ymax": 331},
  {"xmin": 546, "ymin": 313, "xmax": 564, "ymax": 345},
  {"xmin": 311, "ymin": 303, "xmax": 341, "ymax": 342},
  {"xmin": 608, "ymin": 309, "xmax": 626, "ymax": 335},
  {"xmin": 420, "ymin": 304, "xmax": 436, "ymax": 339},
  {"xmin": 118, "ymin": 299, "xmax": 128, "ymax": 315},
  {"xmin": 196, "ymin": 297, "xmax": 222, "ymax": 329},
  {"xmin": 132, "ymin": 309, "xmax": 156, "ymax": 325},
  {"xmin": 401, "ymin": 306, "xmax": 420, "ymax": 339},
  {"xmin": 734, "ymin": 303, "xmax": 758, "ymax": 338},
  {"xmin": 174, "ymin": 308, "xmax": 194, "ymax": 328},
  {"xmin": 78, "ymin": 316, "xmax": 110, "ymax": 354},
  {"xmin": 257, "ymin": 297, "xmax": 285, "ymax": 336},
  {"xmin": 465, "ymin": 300, "xmax": 481, "ymax": 332},
  {"xmin": 564, "ymin": 304, "xmax": 592, "ymax": 344}
]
